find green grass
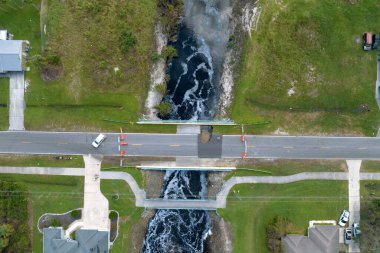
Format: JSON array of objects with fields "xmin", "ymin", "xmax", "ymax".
[
  {"xmin": 0, "ymin": 154, "xmax": 84, "ymax": 167},
  {"xmin": 218, "ymin": 181, "xmax": 348, "ymax": 253},
  {"xmin": 361, "ymin": 160, "xmax": 380, "ymax": 172},
  {"xmin": 0, "ymin": 78, "xmax": 9, "ymax": 130},
  {"xmin": 0, "ymin": 0, "xmax": 175, "ymax": 133},
  {"xmin": 231, "ymin": 0, "xmax": 380, "ymax": 136},
  {"xmin": 0, "ymin": 174, "xmax": 143, "ymax": 252},
  {"xmin": 226, "ymin": 159, "xmax": 346, "ymax": 179}
]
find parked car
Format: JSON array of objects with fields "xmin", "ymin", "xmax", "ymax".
[
  {"xmin": 352, "ymin": 223, "xmax": 361, "ymax": 237},
  {"xmin": 344, "ymin": 228, "xmax": 352, "ymax": 244},
  {"xmin": 338, "ymin": 210, "xmax": 350, "ymax": 227},
  {"xmin": 92, "ymin": 134, "xmax": 106, "ymax": 148},
  {"xmin": 363, "ymin": 32, "xmax": 373, "ymax": 51},
  {"xmin": 372, "ymin": 34, "xmax": 380, "ymax": 49}
]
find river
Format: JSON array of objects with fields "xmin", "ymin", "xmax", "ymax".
[{"xmin": 142, "ymin": 1, "xmax": 231, "ymax": 252}]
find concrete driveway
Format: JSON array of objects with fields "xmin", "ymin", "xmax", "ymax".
[{"xmin": 9, "ymin": 72, "xmax": 24, "ymax": 131}]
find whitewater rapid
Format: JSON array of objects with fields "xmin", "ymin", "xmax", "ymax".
[{"xmin": 143, "ymin": 1, "xmax": 231, "ymax": 252}]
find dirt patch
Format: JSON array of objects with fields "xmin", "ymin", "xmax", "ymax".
[
  {"xmin": 41, "ymin": 64, "xmax": 63, "ymax": 81},
  {"xmin": 208, "ymin": 171, "xmax": 228, "ymax": 199},
  {"xmin": 207, "ymin": 212, "xmax": 233, "ymax": 253},
  {"xmin": 144, "ymin": 170, "xmax": 165, "ymax": 198},
  {"xmin": 128, "ymin": 209, "xmax": 156, "ymax": 253}
]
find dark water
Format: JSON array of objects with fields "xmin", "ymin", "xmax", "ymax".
[
  {"xmin": 142, "ymin": 1, "xmax": 231, "ymax": 252},
  {"xmin": 163, "ymin": 24, "xmax": 216, "ymax": 120}
]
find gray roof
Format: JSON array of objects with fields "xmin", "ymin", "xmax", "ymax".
[
  {"xmin": 43, "ymin": 227, "xmax": 109, "ymax": 253},
  {"xmin": 282, "ymin": 225, "xmax": 339, "ymax": 253},
  {"xmin": 0, "ymin": 40, "xmax": 23, "ymax": 73}
]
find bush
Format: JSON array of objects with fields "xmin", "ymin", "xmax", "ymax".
[
  {"xmin": 109, "ymin": 211, "xmax": 118, "ymax": 220},
  {"xmin": 162, "ymin": 45, "xmax": 177, "ymax": 60},
  {"xmin": 151, "ymin": 52, "xmax": 162, "ymax": 62},
  {"xmin": 154, "ymin": 83, "xmax": 167, "ymax": 95},
  {"xmin": 70, "ymin": 209, "xmax": 81, "ymax": 219},
  {"xmin": 119, "ymin": 31, "xmax": 137, "ymax": 54},
  {"xmin": 50, "ymin": 218, "xmax": 61, "ymax": 227},
  {"xmin": 266, "ymin": 216, "xmax": 293, "ymax": 253},
  {"xmin": 155, "ymin": 101, "xmax": 172, "ymax": 117}
]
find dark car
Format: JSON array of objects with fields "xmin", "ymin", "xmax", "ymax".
[
  {"xmin": 372, "ymin": 34, "xmax": 380, "ymax": 49},
  {"xmin": 363, "ymin": 32, "xmax": 372, "ymax": 51}
]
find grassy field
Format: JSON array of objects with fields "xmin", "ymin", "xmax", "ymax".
[
  {"xmin": 0, "ymin": 0, "xmax": 175, "ymax": 133},
  {"xmin": 361, "ymin": 160, "xmax": 380, "ymax": 172},
  {"xmin": 219, "ymin": 181, "xmax": 348, "ymax": 253},
  {"xmin": 0, "ymin": 173, "xmax": 143, "ymax": 252},
  {"xmin": 231, "ymin": 0, "xmax": 380, "ymax": 136}
]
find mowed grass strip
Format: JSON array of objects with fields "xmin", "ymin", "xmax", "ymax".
[
  {"xmin": 0, "ymin": 78, "xmax": 9, "ymax": 130},
  {"xmin": 232, "ymin": 0, "xmax": 380, "ymax": 136},
  {"xmin": 1, "ymin": 174, "xmax": 143, "ymax": 252},
  {"xmin": 219, "ymin": 181, "xmax": 348, "ymax": 253}
]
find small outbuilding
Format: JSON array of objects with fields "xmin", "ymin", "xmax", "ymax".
[{"xmin": 0, "ymin": 39, "xmax": 29, "ymax": 73}]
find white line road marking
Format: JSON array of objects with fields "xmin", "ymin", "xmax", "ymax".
[
  {"xmin": 320, "ymin": 146, "xmax": 330, "ymax": 149},
  {"xmin": 283, "ymin": 146, "xmax": 293, "ymax": 149},
  {"xmin": 131, "ymin": 144, "xmax": 142, "ymax": 146},
  {"xmin": 357, "ymin": 147, "xmax": 367, "ymax": 150},
  {"xmin": 170, "ymin": 144, "xmax": 180, "ymax": 147},
  {"xmin": 21, "ymin": 141, "xmax": 31, "ymax": 144}
]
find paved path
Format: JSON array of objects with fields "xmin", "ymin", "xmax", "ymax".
[
  {"xmin": 1, "ymin": 166, "xmax": 380, "ymax": 210},
  {"xmin": 2, "ymin": 131, "xmax": 380, "ymax": 160},
  {"xmin": 8, "ymin": 72, "xmax": 24, "ymax": 131},
  {"xmin": 347, "ymin": 160, "xmax": 361, "ymax": 253}
]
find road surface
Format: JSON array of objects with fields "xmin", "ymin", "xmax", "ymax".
[{"xmin": 1, "ymin": 131, "xmax": 380, "ymax": 159}]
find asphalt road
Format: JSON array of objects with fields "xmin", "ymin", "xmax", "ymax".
[{"xmin": 1, "ymin": 131, "xmax": 380, "ymax": 160}]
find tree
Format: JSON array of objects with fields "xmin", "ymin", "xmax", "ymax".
[
  {"xmin": 0, "ymin": 224, "xmax": 14, "ymax": 250},
  {"xmin": 119, "ymin": 31, "xmax": 137, "ymax": 53}
]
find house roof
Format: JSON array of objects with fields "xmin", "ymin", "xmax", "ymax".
[
  {"xmin": 0, "ymin": 40, "xmax": 23, "ymax": 73},
  {"xmin": 282, "ymin": 225, "xmax": 339, "ymax": 253},
  {"xmin": 43, "ymin": 227, "xmax": 109, "ymax": 253}
]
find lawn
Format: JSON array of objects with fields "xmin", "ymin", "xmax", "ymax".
[
  {"xmin": 0, "ymin": 78, "xmax": 9, "ymax": 130},
  {"xmin": 0, "ymin": 154, "xmax": 84, "ymax": 167},
  {"xmin": 0, "ymin": 0, "xmax": 175, "ymax": 133},
  {"xmin": 0, "ymin": 173, "xmax": 143, "ymax": 252},
  {"xmin": 226, "ymin": 159, "xmax": 346, "ymax": 178},
  {"xmin": 231, "ymin": 0, "xmax": 380, "ymax": 136},
  {"xmin": 218, "ymin": 181, "xmax": 348, "ymax": 253}
]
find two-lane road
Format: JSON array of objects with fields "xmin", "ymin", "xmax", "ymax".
[{"xmin": 0, "ymin": 131, "xmax": 380, "ymax": 160}]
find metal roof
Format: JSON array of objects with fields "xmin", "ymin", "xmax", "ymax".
[{"xmin": 0, "ymin": 40, "xmax": 23, "ymax": 73}]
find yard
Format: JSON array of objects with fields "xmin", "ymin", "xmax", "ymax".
[
  {"xmin": 0, "ymin": 78, "xmax": 9, "ymax": 130},
  {"xmin": 0, "ymin": 173, "xmax": 143, "ymax": 252},
  {"xmin": 0, "ymin": 0, "xmax": 175, "ymax": 133},
  {"xmin": 231, "ymin": 0, "xmax": 380, "ymax": 136},
  {"xmin": 218, "ymin": 181, "xmax": 348, "ymax": 253}
]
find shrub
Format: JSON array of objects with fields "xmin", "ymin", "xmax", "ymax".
[
  {"xmin": 155, "ymin": 101, "xmax": 172, "ymax": 117},
  {"xmin": 119, "ymin": 31, "xmax": 137, "ymax": 54},
  {"xmin": 0, "ymin": 224, "xmax": 14, "ymax": 250},
  {"xmin": 109, "ymin": 211, "xmax": 118, "ymax": 220},
  {"xmin": 50, "ymin": 218, "xmax": 61, "ymax": 227},
  {"xmin": 154, "ymin": 83, "xmax": 167, "ymax": 95},
  {"xmin": 162, "ymin": 45, "xmax": 177, "ymax": 60},
  {"xmin": 70, "ymin": 209, "xmax": 81, "ymax": 219},
  {"xmin": 151, "ymin": 52, "xmax": 162, "ymax": 62},
  {"xmin": 266, "ymin": 216, "xmax": 293, "ymax": 253}
]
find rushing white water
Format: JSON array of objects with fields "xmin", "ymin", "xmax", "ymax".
[{"xmin": 143, "ymin": 1, "xmax": 231, "ymax": 252}]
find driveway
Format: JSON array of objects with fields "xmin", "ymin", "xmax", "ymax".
[
  {"xmin": 347, "ymin": 160, "xmax": 361, "ymax": 253},
  {"xmin": 9, "ymin": 72, "xmax": 24, "ymax": 130}
]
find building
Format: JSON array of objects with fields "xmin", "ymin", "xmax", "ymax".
[
  {"xmin": 0, "ymin": 39, "xmax": 29, "ymax": 73},
  {"xmin": 282, "ymin": 225, "xmax": 340, "ymax": 253},
  {"xmin": 43, "ymin": 227, "xmax": 110, "ymax": 253},
  {"xmin": 0, "ymin": 29, "xmax": 13, "ymax": 40}
]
